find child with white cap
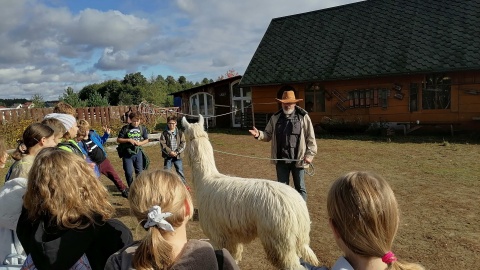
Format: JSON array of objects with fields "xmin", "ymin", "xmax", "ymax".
[{"xmin": 44, "ymin": 113, "xmax": 99, "ymax": 176}]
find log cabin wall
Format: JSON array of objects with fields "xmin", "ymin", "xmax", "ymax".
[{"xmin": 251, "ymin": 71, "xmax": 480, "ymax": 130}]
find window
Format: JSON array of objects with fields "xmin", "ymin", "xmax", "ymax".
[
  {"xmin": 347, "ymin": 89, "xmax": 387, "ymax": 108},
  {"xmin": 190, "ymin": 93, "xmax": 214, "ymax": 116},
  {"xmin": 380, "ymin": 89, "xmax": 389, "ymax": 109},
  {"xmin": 422, "ymin": 74, "xmax": 451, "ymax": 110},
  {"xmin": 305, "ymin": 83, "xmax": 325, "ymax": 112},
  {"xmin": 409, "ymin": 83, "xmax": 418, "ymax": 112},
  {"xmin": 231, "ymin": 82, "xmax": 251, "ymax": 127}
]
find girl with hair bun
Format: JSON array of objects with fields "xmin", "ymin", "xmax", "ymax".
[
  {"xmin": 105, "ymin": 169, "xmax": 239, "ymax": 270},
  {"xmin": 6, "ymin": 123, "xmax": 56, "ymax": 181}
]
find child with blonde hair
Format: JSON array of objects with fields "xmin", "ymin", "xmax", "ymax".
[
  {"xmin": 16, "ymin": 147, "xmax": 132, "ymax": 269},
  {"xmin": 43, "ymin": 113, "xmax": 100, "ymax": 176},
  {"xmin": 304, "ymin": 171, "xmax": 424, "ymax": 270},
  {"xmin": 41, "ymin": 117, "xmax": 67, "ymax": 145},
  {"xmin": 43, "ymin": 113, "xmax": 81, "ymax": 154},
  {"xmin": 105, "ymin": 169, "xmax": 239, "ymax": 270}
]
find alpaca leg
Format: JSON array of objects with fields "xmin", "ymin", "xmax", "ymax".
[
  {"xmin": 224, "ymin": 242, "xmax": 243, "ymax": 262},
  {"xmin": 260, "ymin": 232, "xmax": 302, "ymax": 270}
]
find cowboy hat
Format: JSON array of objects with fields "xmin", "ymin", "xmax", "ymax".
[{"xmin": 276, "ymin": 90, "xmax": 303, "ymax": 103}]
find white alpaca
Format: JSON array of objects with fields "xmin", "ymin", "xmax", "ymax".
[{"xmin": 182, "ymin": 115, "xmax": 319, "ymax": 270}]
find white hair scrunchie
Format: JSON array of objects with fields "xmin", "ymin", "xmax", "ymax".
[{"xmin": 143, "ymin": 205, "xmax": 174, "ymax": 232}]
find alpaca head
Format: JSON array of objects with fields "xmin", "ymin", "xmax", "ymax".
[
  {"xmin": 181, "ymin": 115, "xmax": 208, "ymax": 141},
  {"xmin": 181, "ymin": 115, "xmax": 218, "ymax": 177}
]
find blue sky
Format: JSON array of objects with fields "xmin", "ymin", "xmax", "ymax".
[{"xmin": 0, "ymin": 0, "xmax": 361, "ymax": 100}]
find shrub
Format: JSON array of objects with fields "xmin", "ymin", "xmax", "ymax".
[{"xmin": 0, "ymin": 119, "xmax": 34, "ymax": 149}]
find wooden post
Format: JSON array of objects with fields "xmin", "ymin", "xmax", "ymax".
[
  {"xmin": 251, "ymin": 102, "xmax": 256, "ymax": 127},
  {"xmin": 77, "ymin": 108, "xmax": 85, "ymax": 121}
]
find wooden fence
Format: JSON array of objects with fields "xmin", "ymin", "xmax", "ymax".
[{"xmin": 0, "ymin": 105, "xmax": 179, "ymax": 126}]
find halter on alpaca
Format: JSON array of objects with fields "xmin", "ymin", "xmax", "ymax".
[{"xmin": 182, "ymin": 115, "xmax": 319, "ymax": 270}]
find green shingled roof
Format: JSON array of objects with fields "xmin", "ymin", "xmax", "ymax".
[{"xmin": 240, "ymin": 0, "xmax": 480, "ymax": 86}]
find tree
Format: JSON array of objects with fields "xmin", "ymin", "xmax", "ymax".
[
  {"xmin": 118, "ymin": 92, "xmax": 133, "ymax": 106},
  {"xmin": 217, "ymin": 69, "xmax": 239, "ymax": 81},
  {"xmin": 122, "ymin": 72, "xmax": 147, "ymax": 87},
  {"xmin": 201, "ymin": 78, "xmax": 210, "ymax": 85},
  {"xmin": 78, "ymin": 84, "xmax": 100, "ymax": 101},
  {"xmin": 99, "ymin": 80, "xmax": 123, "ymax": 105},
  {"xmin": 118, "ymin": 85, "xmax": 143, "ymax": 105},
  {"xmin": 87, "ymin": 91, "xmax": 109, "ymax": 107},
  {"xmin": 31, "ymin": 94, "xmax": 45, "ymax": 108},
  {"xmin": 59, "ymin": 87, "xmax": 87, "ymax": 108},
  {"xmin": 165, "ymin": 75, "xmax": 176, "ymax": 86},
  {"xmin": 178, "ymin": 76, "xmax": 186, "ymax": 85},
  {"xmin": 140, "ymin": 75, "xmax": 168, "ymax": 106}
]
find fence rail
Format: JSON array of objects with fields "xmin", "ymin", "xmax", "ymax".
[{"xmin": 0, "ymin": 105, "xmax": 179, "ymax": 126}]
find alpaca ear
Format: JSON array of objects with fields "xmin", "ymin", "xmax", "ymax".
[
  {"xmin": 198, "ymin": 114, "xmax": 204, "ymax": 127},
  {"xmin": 181, "ymin": 117, "xmax": 189, "ymax": 129}
]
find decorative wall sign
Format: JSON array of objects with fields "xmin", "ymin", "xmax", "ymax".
[
  {"xmin": 393, "ymin": 83, "xmax": 402, "ymax": 91},
  {"xmin": 394, "ymin": 92, "xmax": 404, "ymax": 100},
  {"xmin": 332, "ymin": 89, "xmax": 347, "ymax": 102},
  {"xmin": 336, "ymin": 102, "xmax": 347, "ymax": 112}
]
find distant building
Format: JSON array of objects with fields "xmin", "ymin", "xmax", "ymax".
[
  {"xmin": 170, "ymin": 76, "xmax": 247, "ymax": 128},
  {"xmin": 23, "ymin": 102, "xmax": 34, "ymax": 109}
]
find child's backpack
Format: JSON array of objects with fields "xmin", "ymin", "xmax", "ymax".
[{"xmin": 57, "ymin": 141, "xmax": 84, "ymax": 157}]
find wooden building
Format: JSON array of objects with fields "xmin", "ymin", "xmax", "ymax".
[
  {"xmin": 171, "ymin": 76, "xmax": 250, "ymax": 128},
  {"xmin": 239, "ymin": 0, "xmax": 480, "ymax": 134}
]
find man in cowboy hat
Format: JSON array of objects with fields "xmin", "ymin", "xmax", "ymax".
[{"xmin": 249, "ymin": 87, "xmax": 317, "ymax": 201}]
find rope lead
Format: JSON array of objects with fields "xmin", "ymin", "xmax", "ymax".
[{"xmin": 212, "ymin": 149, "xmax": 315, "ymax": 176}]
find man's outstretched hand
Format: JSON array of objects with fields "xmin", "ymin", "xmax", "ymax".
[{"xmin": 249, "ymin": 127, "xmax": 259, "ymax": 138}]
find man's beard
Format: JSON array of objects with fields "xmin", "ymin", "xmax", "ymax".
[{"xmin": 283, "ymin": 107, "xmax": 294, "ymax": 115}]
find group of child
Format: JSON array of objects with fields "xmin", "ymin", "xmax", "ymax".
[{"xmin": 0, "ymin": 104, "xmax": 424, "ymax": 270}]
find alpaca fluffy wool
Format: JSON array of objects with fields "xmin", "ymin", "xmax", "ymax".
[{"xmin": 182, "ymin": 116, "xmax": 318, "ymax": 270}]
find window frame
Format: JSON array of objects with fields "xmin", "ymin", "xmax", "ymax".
[
  {"xmin": 422, "ymin": 74, "xmax": 451, "ymax": 110},
  {"xmin": 190, "ymin": 92, "xmax": 214, "ymax": 117},
  {"xmin": 305, "ymin": 83, "xmax": 326, "ymax": 112}
]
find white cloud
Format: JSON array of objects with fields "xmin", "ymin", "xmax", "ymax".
[
  {"xmin": 0, "ymin": 0, "xmax": 360, "ymax": 100},
  {"xmin": 67, "ymin": 9, "xmax": 155, "ymax": 50}
]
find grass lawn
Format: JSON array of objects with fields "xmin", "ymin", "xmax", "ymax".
[{"xmin": 1, "ymin": 131, "xmax": 479, "ymax": 269}]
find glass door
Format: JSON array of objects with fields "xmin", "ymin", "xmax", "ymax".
[{"xmin": 231, "ymin": 82, "xmax": 251, "ymax": 127}]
